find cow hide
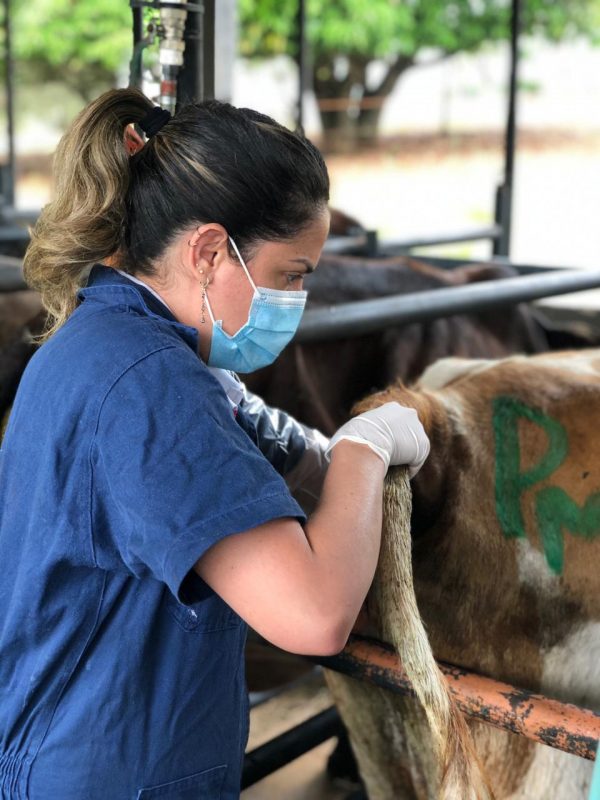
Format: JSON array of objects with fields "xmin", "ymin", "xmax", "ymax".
[
  {"xmin": 333, "ymin": 350, "xmax": 600, "ymax": 799},
  {"xmin": 242, "ymin": 254, "xmax": 593, "ymax": 435}
]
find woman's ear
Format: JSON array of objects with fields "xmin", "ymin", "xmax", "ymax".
[{"xmin": 186, "ymin": 223, "xmax": 229, "ymax": 282}]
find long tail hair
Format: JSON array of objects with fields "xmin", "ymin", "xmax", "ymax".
[{"xmin": 372, "ymin": 467, "xmax": 494, "ymax": 799}]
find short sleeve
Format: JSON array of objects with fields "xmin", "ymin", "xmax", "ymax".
[{"xmin": 92, "ymin": 345, "xmax": 306, "ymax": 602}]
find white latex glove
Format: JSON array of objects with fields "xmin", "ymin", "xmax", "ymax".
[{"xmin": 324, "ymin": 401, "xmax": 430, "ymax": 478}]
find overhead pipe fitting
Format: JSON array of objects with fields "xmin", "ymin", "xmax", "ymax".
[
  {"xmin": 157, "ymin": 0, "xmax": 188, "ymax": 113},
  {"xmin": 129, "ymin": 0, "xmax": 204, "ymax": 113}
]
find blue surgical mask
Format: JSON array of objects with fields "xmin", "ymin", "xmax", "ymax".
[{"xmin": 204, "ymin": 237, "xmax": 308, "ymax": 373}]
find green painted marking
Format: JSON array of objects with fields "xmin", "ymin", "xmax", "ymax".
[
  {"xmin": 493, "ymin": 397, "xmax": 569, "ymax": 540},
  {"xmin": 535, "ymin": 486, "xmax": 600, "ymax": 574},
  {"xmin": 492, "ymin": 395, "xmax": 600, "ymax": 574}
]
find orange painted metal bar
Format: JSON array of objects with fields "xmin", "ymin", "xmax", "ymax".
[{"xmin": 314, "ymin": 635, "xmax": 600, "ymax": 760}]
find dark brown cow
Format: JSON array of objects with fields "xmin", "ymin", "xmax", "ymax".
[
  {"xmin": 0, "ymin": 254, "xmax": 592, "ymax": 486},
  {"xmin": 243, "ymin": 253, "xmax": 590, "ymax": 434},
  {"xmin": 0, "ymin": 293, "xmax": 44, "ymax": 435}
]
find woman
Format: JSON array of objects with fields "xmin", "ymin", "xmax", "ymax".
[{"xmin": 0, "ymin": 88, "xmax": 429, "ymax": 800}]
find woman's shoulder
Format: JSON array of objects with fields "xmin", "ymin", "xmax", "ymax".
[
  {"xmin": 42, "ymin": 301, "xmax": 195, "ymax": 374},
  {"xmin": 91, "ymin": 332, "xmax": 231, "ymax": 427},
  {"xmin": 23, "ymin": 304, "xmax": 223, "ymax": 421}
]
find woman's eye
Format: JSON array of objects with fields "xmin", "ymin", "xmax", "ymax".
[{"xmin": 286, "ymin": 273, "xmax": 304, "ymax": 286}]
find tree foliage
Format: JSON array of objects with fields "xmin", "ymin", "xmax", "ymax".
[
  {"xmin": 5, "ymin": 0, "xmax": 600, "ymax": 143},
  {"xmin": 239, "ymin": 0, "xmax": 600, "ymax": 147},
  {"xmin": 240, "ymin": 0, "xmax": 599, "ymax": 60},
  {"xmin": 9, "ymin": 0, "xmax": 132, "ymax": 101}
]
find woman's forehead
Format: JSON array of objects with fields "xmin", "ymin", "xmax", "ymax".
[{"xmin": 253, "ymin": 213, "xmax": 330, "ymax": 265}]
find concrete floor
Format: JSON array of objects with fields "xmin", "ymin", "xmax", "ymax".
[{"xmin": 243, "ymin": 645, "xmax": 359, "ymax": 800}]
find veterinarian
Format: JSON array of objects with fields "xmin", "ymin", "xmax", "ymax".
[{"xmin": 0, "ymin": 88, "xmax": 429, "ymax": 799}]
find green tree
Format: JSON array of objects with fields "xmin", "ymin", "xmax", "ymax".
[
  {"xmin": 239, "ymin": 0, "xmax": 600, "ymax": 150},
  {"xmin": 10, "ymin": 0, "xmax": 132, "ymax": 102}
]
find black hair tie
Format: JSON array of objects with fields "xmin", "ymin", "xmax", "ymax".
[{"xmin": 138, "ymin": 106, "xmax": 172, "ymax": 138}]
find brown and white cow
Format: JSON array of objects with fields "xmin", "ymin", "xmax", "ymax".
[{"xmin": 327, "ymin": 350, "xmax": 600, "ymax": 799}]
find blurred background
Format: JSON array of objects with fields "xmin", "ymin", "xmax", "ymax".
[{"xmin": 2, "ymin": 0, "xmax": 600, "ymax": 270}]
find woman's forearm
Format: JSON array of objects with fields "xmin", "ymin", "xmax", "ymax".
[{"xmin": 302, "ymin": 440, "xmax": 386, "ymax": 642}]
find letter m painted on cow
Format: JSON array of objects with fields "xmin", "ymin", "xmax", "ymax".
[{"xmin": 493, "ymin": 396, "xmax": 600, "ymax": 575}]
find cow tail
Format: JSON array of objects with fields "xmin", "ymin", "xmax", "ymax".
[{"xmin": 373, "ymin": 468, "xmax": 494, "ymax": 800}]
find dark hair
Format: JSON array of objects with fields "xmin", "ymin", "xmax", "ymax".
[
  {"xmin": 24, "ymin": 87, "xmax": 330, "ymax": 338},
  {"xmin": 128, "ymin": 99, "xmax": 329, "ymax": 271}
]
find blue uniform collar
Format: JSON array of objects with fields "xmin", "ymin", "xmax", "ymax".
[{"xmin": 79, "ymin": 265, "xmax": 199, "ymax": 351}]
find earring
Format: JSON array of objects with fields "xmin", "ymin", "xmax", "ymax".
[
  {"xmin": 188, "ymin": 226, "xmax": 202, "ymax": 247},
  {"xmin": 196, "ymin": 262, "xmax": 209, "ymax": 324},
  {"xmin": 201, "ymin": 278, "xmax": 209, "ymax": 324}
]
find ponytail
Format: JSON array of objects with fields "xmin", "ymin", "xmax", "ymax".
[{"xmin": 23, "ymin": 88, "xmax": 153, "ymax": 340}]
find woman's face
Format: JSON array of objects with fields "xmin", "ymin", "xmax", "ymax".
[{"xmin": 205, "ymin": 208, "xmax": 330, "ymax": 338}]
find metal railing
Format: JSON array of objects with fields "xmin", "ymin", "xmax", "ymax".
[
  {"xmin": 296, "ymin": 266, "xmax": 600, "ymax": 343},
  {"xmin": 242, "ymin": 706, "xmax": 344, "ymax": 790},
  {"xmin": 315, "ymin": 636, "xmax": 600, "ymax": 760},
  {"xmin": 242, "ymin": 634, "xmax": 599, "ymax": 793}
]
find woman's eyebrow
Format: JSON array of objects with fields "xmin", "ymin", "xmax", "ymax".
[{"xmin": 289, "ymin": 258, "xmax": 316, "ymax": 273}]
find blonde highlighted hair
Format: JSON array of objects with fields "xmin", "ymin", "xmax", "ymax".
[{"xmin": 23, "ymin": 89, "xmax": 153, "ymax": 340}]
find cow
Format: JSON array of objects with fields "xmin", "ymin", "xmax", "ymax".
[
  {"xmin": 1, "ymin": 251, "xmax": 592, "ymax": 438},
  {"xmin": 243, "ymin": 253, "xmax": 592, "ymax": 435},
  {"xmin": 0, "ymin": 290, "xmax": 43, "ymax": 344},
  {"xmin": 0, "ymin": 301, "xmax": 44, "ymax": 437},
  {"xmin": 0, "ymin": 255, "xmax": 44, "ymax": 430},
  {"xmin": 325, "ymin": 349, "xmax": 600, "ymax": 799}
]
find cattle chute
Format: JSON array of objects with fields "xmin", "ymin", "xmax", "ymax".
[
  {"xmin": 296, "ymin": 266, "xmax": 600, "ymax": 343},
  {"xmin": 316, "ymin": 637, "xmax": 600, "ymax": 762}
]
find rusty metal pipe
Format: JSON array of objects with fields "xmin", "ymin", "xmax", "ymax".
[{"xmin": 313, "ymin": 636, "xmax": 600, "ymax": 760}]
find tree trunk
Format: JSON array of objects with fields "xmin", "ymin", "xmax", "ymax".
[
  {"xmin": 319, "ymin": 108, "xmax": 363, "ymax": 154},
  {"xmin": 313, "ymin": 53, "xmax": 414, "ymax": 153},
  {"xmin": 320, "ymin": 105, "xmax": 384, "ymax": 152},
  {"xmin": 355, "ymin": 105, "xmax": 385, "ymax": 146},
  {"xmin": 313, "ymin": 54, "xmax": 367, "ymax": 153}
]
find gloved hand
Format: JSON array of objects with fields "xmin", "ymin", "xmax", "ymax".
[{"xmin": 324, "ymin": 401, "xmax": 430, "ymax": 478}]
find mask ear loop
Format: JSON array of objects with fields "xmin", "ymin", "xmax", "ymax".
[
  {"xmin": 198, "ymin": 236, "xmax": 255, "ymax": 328},
  {"xmin": 228, "ymin": 236, "xmax": 259, "ymax": 295}
]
